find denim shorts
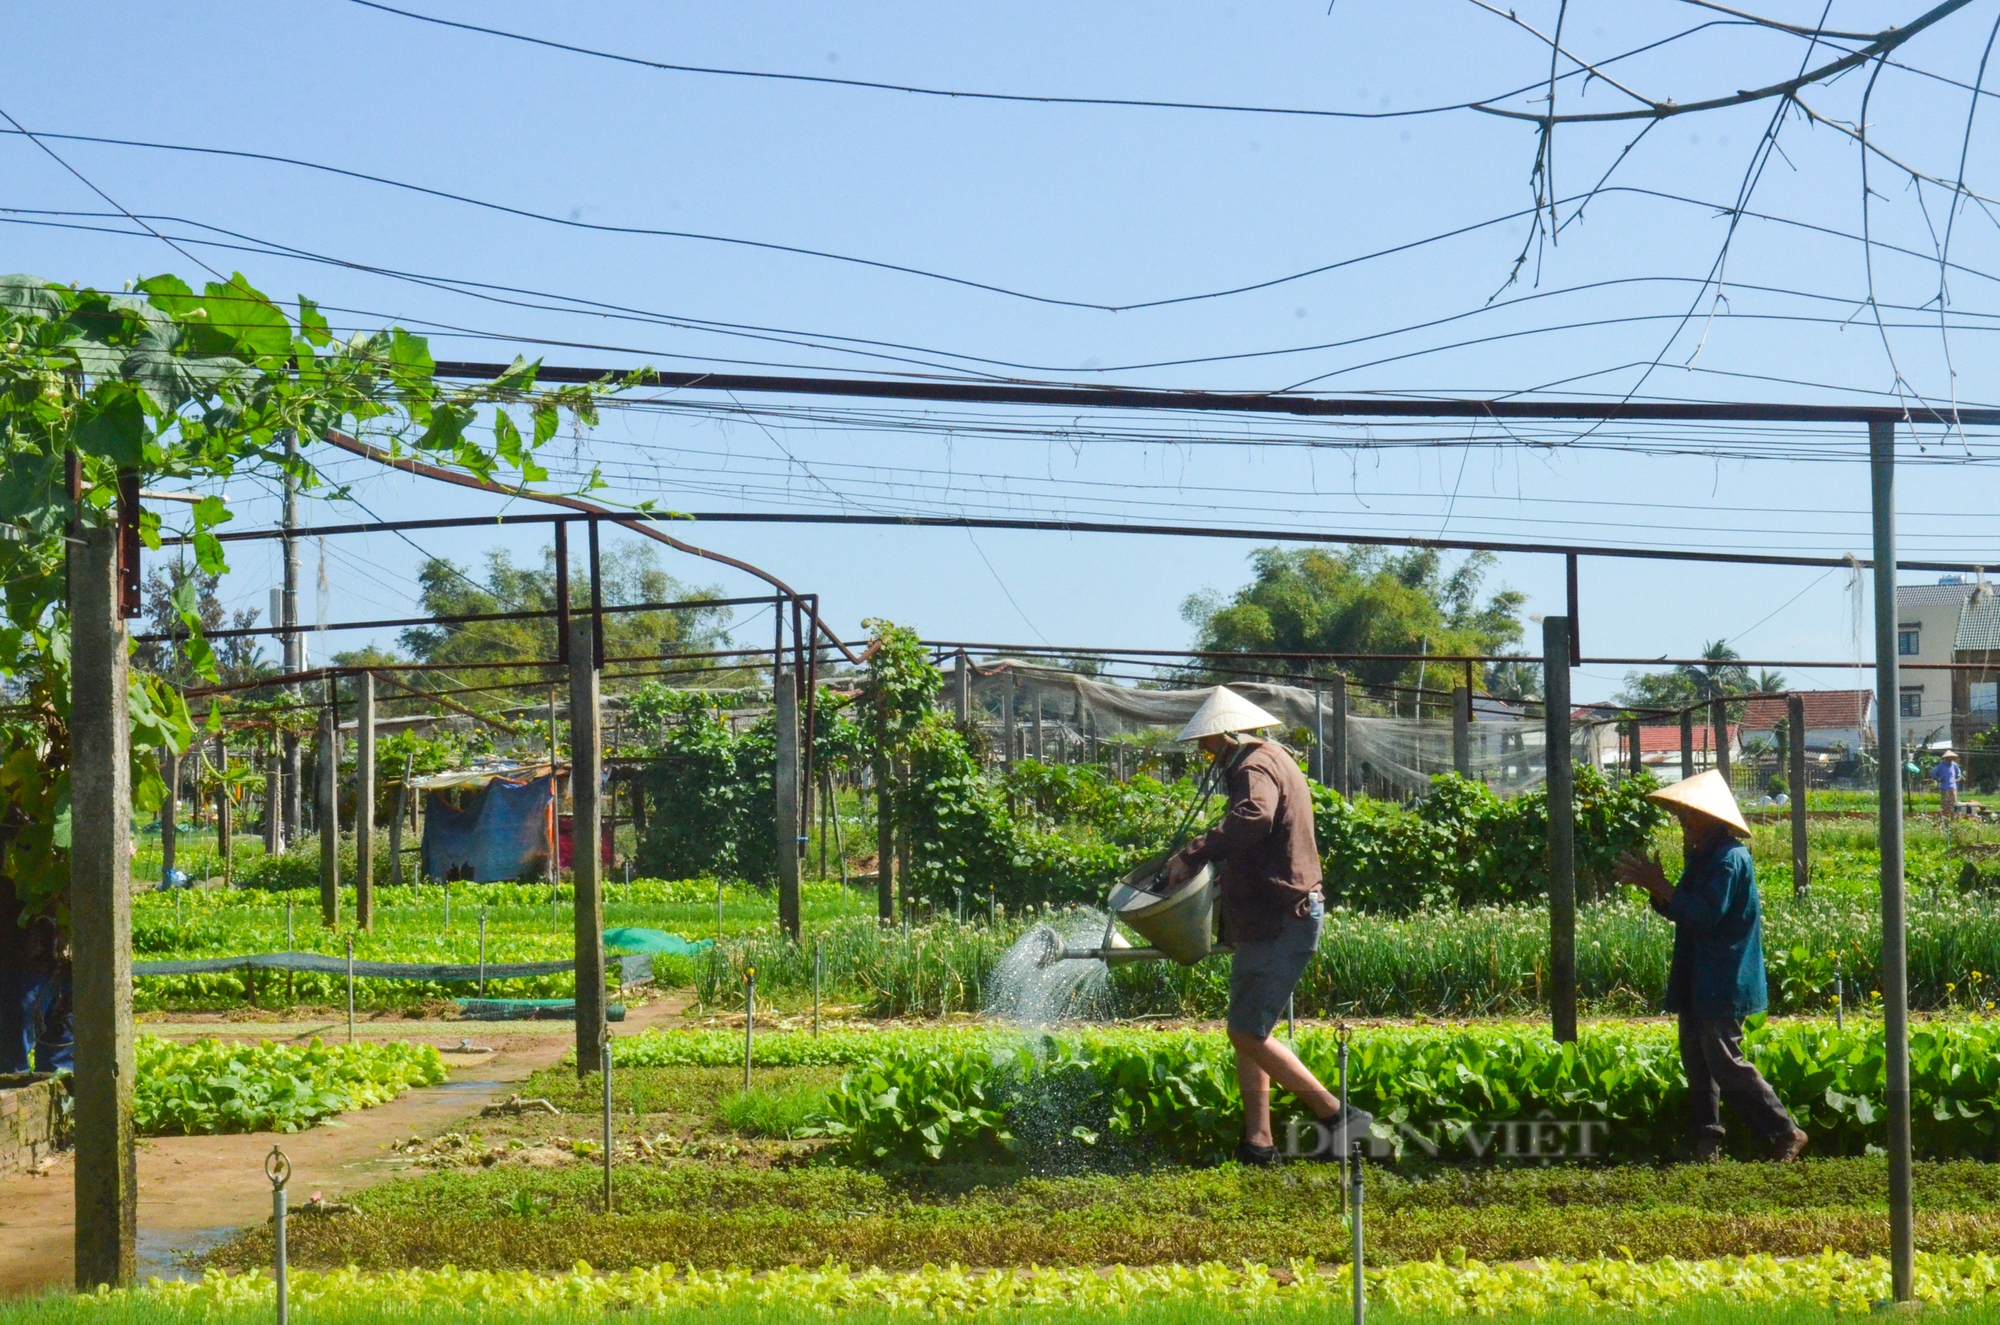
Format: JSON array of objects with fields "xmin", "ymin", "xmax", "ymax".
[{"xmin": 1227, "ymin": 895, "xmax": 1324, "ymax": 1038}]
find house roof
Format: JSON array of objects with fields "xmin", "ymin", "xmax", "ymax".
[
  {"xmin": 1631, "ymin": 724, "xmax": 1731, "ymax": 755},
  {"xmin": 1955, "ymin": 585, "xmax": 2000, "ymax": 653},
  {"xmin": 1900, "ymin": 581, "xmax": 1980, "ymax": 610},
  {"xmin": 1738, "ymin": 690, "xmax": 1872, "ymax": 733}
]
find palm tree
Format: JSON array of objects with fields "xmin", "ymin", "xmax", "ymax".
[
  {"xmin": 1752, "ymin": 668, "xmax": 1787, "ymax": 694},
  {"xmin": 1677, "ymin": 640, "xmax": 1752, "ymax": 704}
]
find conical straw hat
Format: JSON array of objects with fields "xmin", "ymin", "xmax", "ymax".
[
  {"xmin": 1177, "ymin": 686, "xmax": 1282, "ymax": 742},
  {"xmin": 1646, "ymin": 769, "xmax": 1750, "ymax": 837}
]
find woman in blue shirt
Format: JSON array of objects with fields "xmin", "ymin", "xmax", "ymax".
[
  {"xmin": 1933, "ymin": 749, "xmax": 1961, "ymax": 820},
  {"xmin": 1616, "ymin": 770, "xmax": 1808, "ymax": 1163}
]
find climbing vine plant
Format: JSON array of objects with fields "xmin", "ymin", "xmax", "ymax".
[{"xmin": 0, "ymin": 271, "xmax": 611, "ymax": 927}]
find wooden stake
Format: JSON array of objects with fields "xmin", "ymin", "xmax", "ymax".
[
  {"xmin": 355, "ymin": 673, "xmax": 375, "ymax": 929},
  {"xmin": 389, "ymin": 753, "xmax": 411, "ymax": 887},
  {"xmin": 318, "ymin": 682, "xmax": 339, "ymax": 928},
  {"xmin": 1710, "ymin": 696, "xmax": 1732, "ymax": 787},
  {"xmin": 1329, "ymin": 674, "xmax": 1350, "ymax": 798},
  {"xmin": 215, "ymin": 736, "xmax": 232, "ymax": 886},
  {"xmin": 158, "ymin": 748, "xmax": 177, "ymax": 884},
  {"xmin": 775, "ymin": 666, "xmax": 802, "ymax": 941},
  {"xmin": 1451, "ymin": 686, "xmax": 1471, "ymax": 776},
  {"xmin": 1543, "ymin": 616, "xmax": 1576, "ymax": 1044},
  {"xmin": 568, "ymin": 616, "xmax": 607, "ymax": 1078},
  {"xmin": 1789, "ymin": 693, "xmax": 1810, "ymax": 896}
]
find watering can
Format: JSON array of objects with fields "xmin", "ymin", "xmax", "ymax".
[{"xmin": 1034, "ymin": 851, "xmax": 1231, "ymax": 968}]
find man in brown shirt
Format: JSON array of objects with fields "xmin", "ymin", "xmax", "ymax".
[{"xmin": 1164, "ymin": 687, "xmax": 1371, "ymax": 1166}]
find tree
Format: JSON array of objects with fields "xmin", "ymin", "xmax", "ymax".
[
  {"xmin": 134, "ymin": 560, "xmax": 268, "ymax": 689},
  {"xmin": 1182, "ymin": 547, "xmax": 1526, "ymax": 688},
  {"xmin": 396, "ymin": 542, "xmax": 736, "ymax": 703},
  {"xmin": 0, "ymin": 271, "xmax": 604, "ymax": 926},
  {"xmin": 1484, "ymin": 657, "xmax": 1543, "ymax": 704},
  {"xmin": 1615, "ymin": 640, "xmax": 1760, "ymax": 713},
  {"xmin": 1752, "ymin": 668, "xmax": 1788, "ymax": 694}
]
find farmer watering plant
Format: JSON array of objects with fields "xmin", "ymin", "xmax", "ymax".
[
  {"xmin": 1615, "ymin": 770, "xmax": 1809, "ymax": 1163},
  {"xmin": 1159, "ymin": 686, "xmax": 1373, "ymax": 1167}
]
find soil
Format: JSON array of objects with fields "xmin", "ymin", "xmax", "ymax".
[{"xmin": 0, "ymin": 996, "xmax": 691, "ymax": 1299}]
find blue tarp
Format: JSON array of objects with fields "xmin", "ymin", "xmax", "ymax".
[{"xmin": 422, "ymin": 773, "xmax": 554, "ymax": 883}]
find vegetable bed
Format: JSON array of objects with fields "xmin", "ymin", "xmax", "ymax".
[
  {"xmin": 787, "ymin": 1019, "xmax": 2000, "ymax": 1165},
  {"xmin": 68, "ymin": 1251, "xmax": 2000, "ymax": 1318},
  {"xmin": 134, "ymin": 1035, "xmax": 447, "ymax": 1135}
]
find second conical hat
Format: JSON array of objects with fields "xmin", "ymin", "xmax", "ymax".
[
  {"xmin": 1177, "ymin": 686, "xmax": 1282, "ymax": 742},
  {"xmin": 1646, "ymin": 769, "xmax": 1750, "ymax": 837}
]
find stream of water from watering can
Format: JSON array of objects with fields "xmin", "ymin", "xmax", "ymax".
[{"xmin": 984, "ymin": 909, "xmax": 1116, "ymax": 1025}]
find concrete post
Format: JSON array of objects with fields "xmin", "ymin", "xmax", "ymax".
[
  {"xmin": 1329, "ymin": 673, "xmax": 1350, "ymax": 797},
  {"xmin": 1451, "ymin": 685, "xmax": 1471, "ymax": 776},
  {"xmin": 355, "ymin": 673, "xmax": 375, "ymax": 931},
  {"xmin": 1680, "ymin": 709, "xmax": 1695, "ymax": 781},
  {"xmin": 1543, "ymin": 616, "xmax": 1576, "ymax": 1044},
  {"xmin": 71, "ymin": 524, "xmax": 136, "ymax": 1288},
  {"xmin": 1032, "ymin": 693, "xmax": 1044, "ymax": 761},
  {"xmin": 1627, "ymin": 720, "xmax": 1644, "ymax": 776},
  {"xmin": 318, "ymin": 682, "xmax": 339, "ymax": 928},
  {"xmin": 1870, "ymin": 417, "xmax": 1914, "ymax": 1302},
  {"xmin": 567, "ymin": 616, "xmax": 607, "ymax": 1077},
  {"xmin": 775, "ymin": 666, "xmax": 802, "ymax": 941},
  {"xmin": 953, "ymin": 650, "xmax": 969, "ymax": 724}
]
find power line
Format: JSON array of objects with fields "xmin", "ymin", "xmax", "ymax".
[{"xmin": 344, "ymin": 0, "xmax": 1500, "ymax": 122}]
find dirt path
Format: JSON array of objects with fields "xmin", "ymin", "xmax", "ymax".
[{"xmin": 0, "ymin": 1000, "xmax": 687, "ymax": 1299}]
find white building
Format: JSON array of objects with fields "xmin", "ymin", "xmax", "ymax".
[{"xmin": 1897, "ymin": 578, "xmax": 1977, "ymax": 749}]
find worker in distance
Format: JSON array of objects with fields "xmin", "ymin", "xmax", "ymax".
[
  {"xmin": 1615, "ymin": 770, "xmax": 1809, "ymax": 1162},
  {"xmin": 1160, "ymin": 686, "xmax": 1372, "ymax": 1166}
]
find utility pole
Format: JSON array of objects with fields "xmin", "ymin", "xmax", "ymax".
[
  {"xmin": 318, "ymin": 679, "xmax": 339, "ymax": 928},
  {"xmin": 71, "ymin": 522, "xmax": 136, "ymax": 1288},
  {"xmin": 1870, "ymin": 418, "xmax": 1915, "ymax": 1304},
  {"xmin": 568, "ymin": 616, "xmax": 607, "ymax": 1076},
  {"xmin": 775, "ymin": 667, "xmax": 802, "ymax": 941},
  {"xmin": 355, "ymin": 672, "xmax": 375, "ymax": 931},
  {"xmin": 1543, "ymin": 616, "xmax": 1576, "ymax": 1044},
  {"xmin": 281, "ymin": 432, "xmax": 302, "ymax": 848}
]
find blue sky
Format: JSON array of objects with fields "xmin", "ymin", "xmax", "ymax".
[{"xmin": 10, "ymin": 1, "xmax": 2000, "ymax": 702}]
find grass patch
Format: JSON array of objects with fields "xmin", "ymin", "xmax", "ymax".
[{"xmin": 719, "ymin": 1080, "xmax": 832, "ymax": 1138}]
